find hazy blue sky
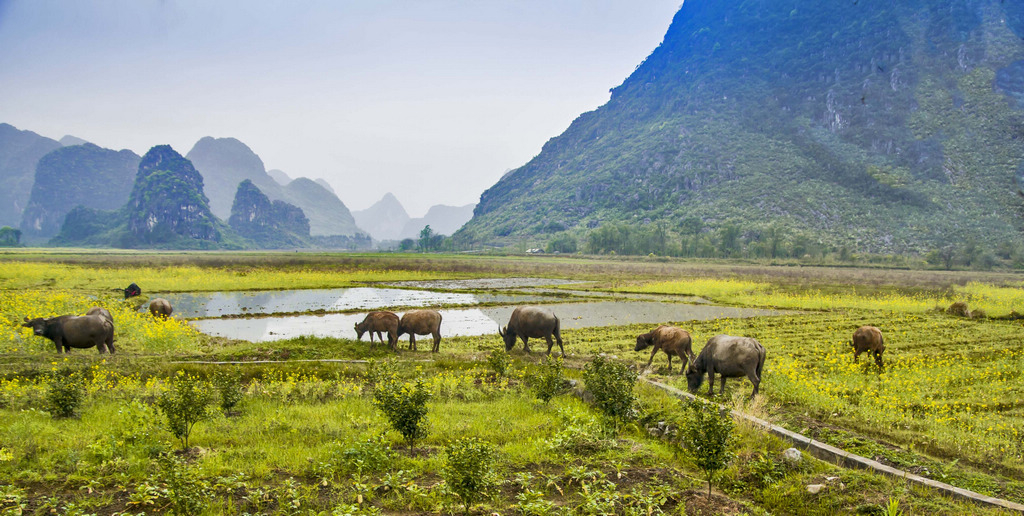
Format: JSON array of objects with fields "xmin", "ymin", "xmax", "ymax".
[{"xmin": 0, "ymin": 0, "xmax": 680, "ymax": 216}]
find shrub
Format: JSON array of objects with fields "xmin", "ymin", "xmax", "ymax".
[
  {"xmin": 583, "ymin": 355, "xmax": 638, "ymax": 424},
  {"xmin": 442, "ymin": 437, "xmax": 497, "ymax": 515},
  {"xmin": 372, "ymin": 374, "xmax": 431, "ymax": 450},
  {"xmin": 157, "ymin": 453, "xmax": 209, "ymax": 515},
  {"xmin": 533, "ymin": 355, "xmax": 567, "ymax": 404},
  {"xmin": 45, "ymin": 368, "xmax": 86, "ymax": 418},
  {"xmin": 213, "ymin": 369, "xmax": 244, "ymax": 411},
  {"xmin": 486, "ymin": 349, "xmax": 512, "ymax": 377},
  {"xmin": 679, "ymin": 400, "xmax": 735, "ymax": 499},
  {"xmin": 157, "ymin": 371, "xmax": 213, "ymax": 449}
]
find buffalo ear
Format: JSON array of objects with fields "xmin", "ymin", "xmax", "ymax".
[{"xmin": 23, "ymin": 316, "xmax": 28, "ymax": 322}]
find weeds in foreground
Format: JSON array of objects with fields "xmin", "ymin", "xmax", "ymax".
[
  {"xmin": 584, "ymin": 355, "xmax": 638, "ymax": 425},
  {"xmin": 45, "ymin": 367, "xmax": 85, "ymax": 418},
  {"xmin": 443, "ymin": 436, "xmax": 498, "ymax": 515},
  {"xmin": 533, "ymin": 355, "xmax": 567, "ymax": 404}
]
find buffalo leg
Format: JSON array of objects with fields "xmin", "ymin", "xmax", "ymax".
[
  {"xmin": 874, "ymin": 351, "xmax": 884, "ymax": 371},
  {"xmin": 667, "ymin": 354, "xmax": 673, "ymax": 374},
  {"xmin": 747, "ymin": 370, "xmax": 760, "ymax": 397},
  {"xmin": 521, "ymin": 336, "xmax": 530, "ymax": 353},
  {"xmin": 409, "ymin": 334, "xmax": 417, "ymax": 351},
  {"xmin": 545, "ymin": 335, "xmax": 554, "ymax": 355},
  {"xmin": 432, "ymin": 332, "xmax": 441, "ymax": 353},
  {"xmin": 555, "ymin": 332, "xmax": 565, "ymax": 357},
  {"xmin": 707, "ymin": 369, "xmax": 716, "ymax": 396},
  {"xmin": 646, "ymin": 348, "xmax": 658, "ymax": 370},
  {"xmin": 388, "ymin": 331, "xmax": 398, "ymax": 352}
]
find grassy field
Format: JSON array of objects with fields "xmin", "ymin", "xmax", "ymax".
[{"xmin": 1, "ymin": 251, "xmax": 1022, "ymax": 515}]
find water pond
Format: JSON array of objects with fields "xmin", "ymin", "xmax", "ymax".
[{"xmin": 192, "ymin": 301, "xmax": 787, "ymax": 342}]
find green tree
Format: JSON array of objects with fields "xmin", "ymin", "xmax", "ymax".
[
  {"xmin": 418, "ymin": 225, "xmax": 434, "ymax": 251},
  {"xmin": 680, "ymin": 400, "xmax": 735, "ymax": 499},
  {"xmin": 583, "ymin": 355, "xmax": 638, "ymax": 425},
  {"xmin": 372, "ymin": 369, "xmax": 431, "ymax": 450},
  {"xmin": 157, "ymin": 372, "xmax": 213, "ymax": 449},
  {"xmin": 0, "ymin": 226, "xmax": 21, "ymax": 247}
]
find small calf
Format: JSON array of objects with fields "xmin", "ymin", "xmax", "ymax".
[
  {"xmin": 355, "ymin": 311, "xmax": 400, "ymax": 351},
  {"xmin": 635, "ymin": 325, "xmax": 695, "ymax": 374},
  {"xmin": 852, "ymin": 325, "xmax": 885, "ymax": 371}
]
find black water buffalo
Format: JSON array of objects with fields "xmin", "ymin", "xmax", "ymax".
[
  {"xmin": 355, "ymin": 311, "xmax": 399, "ymax": 351},
  {"xmin": 123, "ymin": 283, "xmax": 141, "ymax": 299},
  {"xmin": 23, "ymin": 314, "xmax": 115, "ymax": 354},
  {"xmin": 686, "ymin": 335, "xmax": 765, "ymax": 398},
  {"xmin": 149, "ymin": 298, "xmax": 173, "ymax": 318},
  {"xmin": 635, "ymin": 325, "xmax": 695, "ymax": 373},
  {"xmin": 499, "ymin": 306, "xmax": 564, "ymax": 356},
  {"xmin": 397, "ymin": 309, "xmax": 443, "ymax": 352},
  {"xmin": 852, "ymin": 325, "xmax": 885, "ymax": 371}
]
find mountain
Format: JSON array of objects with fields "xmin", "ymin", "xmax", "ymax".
[
  {"xmin": 400, "ymin": 203, "xmax": 475, "ymax": 240},
  {"xmin": 460, "ymin": 0, "xmax": 1024, "ymax": 256},
  {"xmin": 186, "ymin": 137, "xmax": 364, "ymax": 236},
  {"xmin": 0, "ymin": 124, "xmax": 62, "ymax": 227},
  {"xmin": 314, "ymin": 178, "xmax": 336, "ymax": 195},
  {"xmin": 352, "ymin": 193, "xmax": 410, "ymax": 241},
  {"xmin": 59, "ymin": 135, "xmax": 90, "ymax": 146},
  {"xmin": 53, "ymin": 145, "xmax": 241, "ymax": 249},
  {"xmin": 19, "ymin": 143, "xmax": 140, "ymax": 241},
  {"xmin": 268, "ymin": 168, "xmax": 291, "ymax": 185},
  {"xmin": 229, "ymin": 179, "xmax": 310, "ymax": 248}
]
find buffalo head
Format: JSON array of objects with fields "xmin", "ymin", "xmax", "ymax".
[
  {"xmin": 22, "ymin": 316, "xmax": 49, "ymax": 336},
  {"xmin": 685, "ymin": 364, "xmax": 704, "ymax": 393},
  {"xmin": 123, "ymin": 283, "xmax": 141, "ymax": 299},
  {"xmin": 498, "ymin": 325, "xmax": 516, "ymax": 351},
  {"xmin": 635, "ymin": 334, "xmax": 653, "ymax": 352}
]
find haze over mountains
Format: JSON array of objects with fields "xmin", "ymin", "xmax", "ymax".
[
  {"xmin": 460, "ymin": 0, "xmax": 1024, "ymax": 256},
  {"xmin": 351, "ymin": 193, "xmax": 475, "ymax": 242}
]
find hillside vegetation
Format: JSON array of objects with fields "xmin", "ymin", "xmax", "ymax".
[{"xmin": 460, "ymin": 0, "xmax": 1024, "ymax": 261}]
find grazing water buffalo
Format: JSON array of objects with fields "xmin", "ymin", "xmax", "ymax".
[
  {"xmin": 149, "ymin": 298, "xmax": 173, "ymax": 318},
  {"xmin": 398, "ymin": 310, "xmax": 443, "ymax": 352},
  {"xmin": 355, "ymin": 311, "xmax": 399, "ymax": 351},
  {"xmin": 635, "ymin": 325, "xmax": 695, "ymax": 374},
  {"xmin": 23, "ymin": 314, "xmax": 115, "ymax": 354},
  {"xmin": 123, "ymin": 283, "xmax": 141, "ymax": 299},
  {"xmin": 499, "ymin": 306, "xmax": 564, "ymax": 356},
  {"xmin": 852, "ymin": 325, "xmax": 885, "ymax": 371},
  {"xmin": 686, "ymin": 335, "xmax": 766, "ymax": 398}
]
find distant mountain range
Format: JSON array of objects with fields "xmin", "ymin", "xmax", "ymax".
[
  {"xmin": 459, "ymin": 0, "xmax": 1024, "ymax": 256},
  {"xmin": 185, "ymin": 136, "xmax": 363, "ymax": 237},
  {"xmin": 351, "ymin": 193, "xmax": 475, "ymax": 242}
]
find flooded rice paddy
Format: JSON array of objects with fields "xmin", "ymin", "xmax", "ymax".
[{"xmin": 181, "ymin": 280, "xmax": 787, "ymax": 342}]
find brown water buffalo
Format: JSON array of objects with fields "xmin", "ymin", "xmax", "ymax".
[
  {"xmin": 149, "ymin": 298, "xmax": 173, "ymax": 318},
  {"xmin": 499, "ymin": 306, "xmax": 564, "ymax": 356},
  {"xmin": 86, "ymin": 306, "xmax": 113, "ymax": 324},
  {"xmin": 397, "ymin": 310, "xmax": 443, "ymax": 352},
  {"xmin": 852, "ymin": 325, "xmax": 885, "ymax": 371},
  {"xmin": 686, "ymin": 335, "xmax": 766, "ymax": 398},
  {"xmin": 23, "ymin": 314, "xmax": 115, "ymax": 354},
  {"xmin": 635, "ymin": 325, "xmax": 695, "ymax": 373},
  {"xmin": 355, "ymin": 311, "xmax": 399, "ymax": 351}
]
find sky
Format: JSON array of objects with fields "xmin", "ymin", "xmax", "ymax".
[{"xmin": 0, "ymin": 0, "xmax": 680, "ymax": 217}]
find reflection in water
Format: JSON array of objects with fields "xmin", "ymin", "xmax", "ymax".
[
  {"xmin": 192, "ymin": 301, "xmax": 787, "ymax": 343},
  {"xmin": 162, "ymin": 288, "xmax": 548, "ymax": 318}
]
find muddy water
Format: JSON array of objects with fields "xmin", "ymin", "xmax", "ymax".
[
  {"xmin": 160, "ymin": 287, "xmax": 552, "ymax": 318},
  {"xmin": 192, "ymin": 301, "xmax": 787, "ymax": 343}
]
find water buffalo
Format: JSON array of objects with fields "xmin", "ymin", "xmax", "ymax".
[
  {"xmin": 86, "ymin": 306, "xmax": 113, "ymax": 324},
  {"xmin": 397, "ymin": 309, "xmax": 443, "ymax": 352},
  {"xmin": 635, "ymin": 325, "xmax": 695, "ymax": 374},
  {"xmin": 499, "ymin": 306, "xmax": 564, "ymax": 356},
  {"xmin": 852, "ymin": 325, "xmax": 885, "ymax": 371},
  {"xmin": 686, "ymin": 335, "xmax": 765, "ymax": 398},
  {"xmin": 149, "ymin": 298, "xmax": 173, "ymax": 318},
  {"xmin": 355, "ymin": 311, "xmax": 399, "ymax": 351},
  {"xmin": 123, "ymin": 283, "xmax": 141, "ymax": 299},
  {"xmin": 23, "ymin": 314, "xmax": 115, "ymax": 354}
]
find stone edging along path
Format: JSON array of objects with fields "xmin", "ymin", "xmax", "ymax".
[
  {"xmin": 642, "ymin": 378, "xmax": 1024, "ymax": 514},
  {"xmin": 169, "ymin": 358, "xmax": 1023, "ymax": 513}
]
